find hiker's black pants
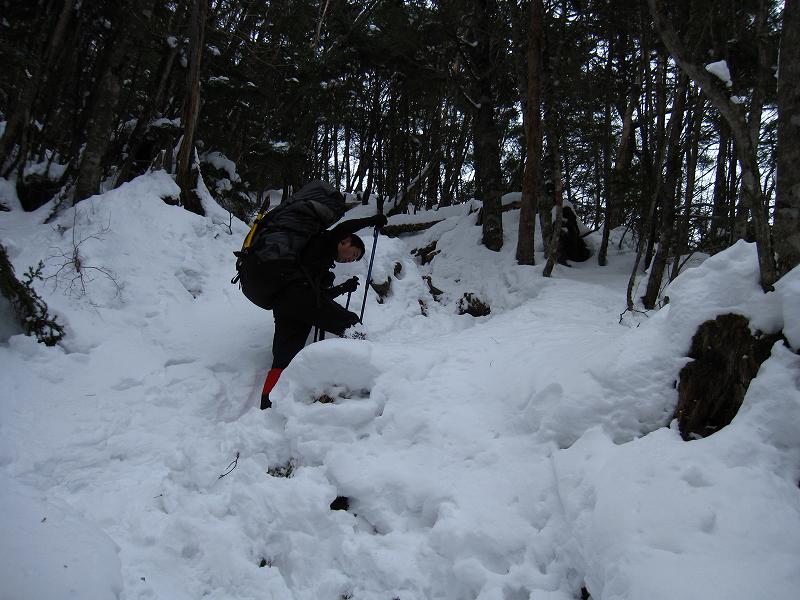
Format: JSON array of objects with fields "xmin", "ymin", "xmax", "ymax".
[{"xmin": 271, "ymin": 284, "xmax": 359, "ymax": 369}]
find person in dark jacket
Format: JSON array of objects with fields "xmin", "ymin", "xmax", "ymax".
[{"xmin": 260, "ymin": 211, "xmax": 388, "ymax": 409}]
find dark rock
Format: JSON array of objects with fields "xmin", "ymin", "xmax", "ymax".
[
  {"xmin": 419, "ymin": 299, "xmax": 428, "ymax": 316},
  {"xmin": 422, "ymin": 276, "xmax": 444, "ymax": 302},
  {"xmin": 457, "ymin": 293, "xmax": 491, "ymax": 317},
  {"xmin": 370, "ymin": 278, "xmax": 391, "ymax": 303},
  {"xmin": 267, "ymin": 461, "xmax": 295, "ymax": 478},
  {"xmin": 383, "ymin": 220, "xmax": 444, "ymax": 237},
  {"xmin": 330, "ymin": 496, "xmax": 349, "ymax": 511},
  {"xmin": 558, "ymin": 205, "xmax": 592, "ymax": 264},
  {"xmin": 17, "ymin": 174, "xmax": 62, "ymax": 212},
  {"xmin": 675, "ymin": 313, "xmax": 785, "ymax": 441},
  {"xmin": 412, "ymin": 240, "xmax": 440, "ymax": 265}
]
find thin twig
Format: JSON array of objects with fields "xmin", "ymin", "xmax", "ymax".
[
  {"xmin": 619, "ymin": 306, "xmax": 650, "ymax": 324},
  {"xmin": 218, "ymin": 451, "xmax": 240, "ymax": 479}
]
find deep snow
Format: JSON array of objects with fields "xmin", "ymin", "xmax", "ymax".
[{"xmin": 1, "ymin": 172, "xmax": 799, "ymax": 600}]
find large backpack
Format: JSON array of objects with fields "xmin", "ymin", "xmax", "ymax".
[{"xmin": 232, "ymin": 181, "xmax": 346, "ymax": 309}]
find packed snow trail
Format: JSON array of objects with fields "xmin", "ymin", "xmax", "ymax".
[{"xmin": 2, "ymin": 173, "xmax": 799, "ymax": 600}]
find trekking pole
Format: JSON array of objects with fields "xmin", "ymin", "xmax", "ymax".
[
  {"xmin": 359, "ymin": 225, "xmax": 380, "ymax": 323},
  {"xmin": 345, "ymin": 291, "xmax": 352, "ymax": 310}
]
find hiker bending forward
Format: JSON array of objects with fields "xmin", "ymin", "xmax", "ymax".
[{"xmin": 257, "ymin": 211, "xmax": 387, "ymax": 408}]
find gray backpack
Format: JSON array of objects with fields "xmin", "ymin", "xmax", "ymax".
[
  {"xmin": 248, "ymin": 180, "xmax": 346, "ymax": 265},
  {"xmin": 232, "ymin": 180, "xmax": 346, "ymax": 308}
]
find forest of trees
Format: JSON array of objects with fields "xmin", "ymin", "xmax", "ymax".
[{"xmin": 1, "ymin": 0, "xmax": 798, "ymax": 306}]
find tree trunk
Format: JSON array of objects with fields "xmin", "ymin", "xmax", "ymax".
[
  {"xmin": 708, "ymin": 118, "xmax": 730, "ymax": 246},
  {"xmin": 775, "ymin": 0, "xmax": 800, "ymax": 277},
  {"xmin": 543, "ymin": 133, "xmax": 564, "ymax": 278},
  {"xmin": 600, "ymin": 72, "xmax": 641, "ymax": 266},
  {"xmin": 343, "ymin": 122, "xmax": 352, "ymax": 191},
  {"xmin": 471, "ymin": 0, "xmax": 504, "ymax": 252},
  {"xmin": 176, "ymin": 0, "xmax": 208, "ymax": 216},
  {"xmin": 643, "ymin": 52, "xmax": 668, "ymax": 272},
  {"xmin": 643, "ymin": 72, "xmax": 688, "ymax": 309},
  {"xmin": 672, "ymin": 92, "xmax": 704, "ymax": 280},
  {"xmin": 516, "ymin": 0, "xmax": 543, "ymax": 265},
  {"xmin": 74, "ymin": 15, "xmax": 133, "ymax": 203}
]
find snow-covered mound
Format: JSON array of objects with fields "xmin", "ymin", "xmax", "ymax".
[{"xmin": 1, "ymin": 172, "xmax": 798, "ymax": 600}]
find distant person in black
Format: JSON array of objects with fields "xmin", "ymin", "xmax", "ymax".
[{"xmin": 260, "ymin": 211, "xmax": 388, "ymax": 409}]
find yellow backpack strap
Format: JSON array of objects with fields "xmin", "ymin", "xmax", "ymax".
[{"xmin": 242, "ymin": 212, "xmax": 265, "ymax": 251}]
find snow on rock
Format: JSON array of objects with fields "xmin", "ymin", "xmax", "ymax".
[{"xmin": 663, "ymin": 240, "xmax": 784, "ymax": 345}]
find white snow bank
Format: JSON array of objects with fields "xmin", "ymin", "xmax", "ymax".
[{"xmin": 0, "ymin": 478, "xmax": 123, "ymax": 600}]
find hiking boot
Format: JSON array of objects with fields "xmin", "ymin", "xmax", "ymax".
[{"xmin": 260, "ymin": 367, "xmax": 283, "ymax": 409}]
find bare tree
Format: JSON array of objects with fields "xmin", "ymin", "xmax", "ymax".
[{"xmin": 648, "ymin": 0, "xmax": 778, "ymax": 291}]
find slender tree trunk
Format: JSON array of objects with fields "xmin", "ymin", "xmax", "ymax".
[
  {"xmin": 627, "ymin": 51, "xmax": 659, "ymax": 311},
  {"xmin": 543, "ymin": 132, "xmax": 564, "ymax": 277},
  {"xmin": 643, "ymin": 52, "xmax": 668, "ymax": 272},
  {"xmin": 516, "ymin": 0, "xmax": 543, "ymax": 265},
  {"xmin": 423, "ymin": 101, "xmax": 443, "ymax": 210},
  {"xmin": 672, "ymin": 92, "xmax": 704, "ymax": 280},
  {"xmin": 600, "ymin": 71, "xmax": 641, "ymax": 266},
  {"xmin": 343, "ymin": 122, "xmax": 352, "ymax": 191},
  {"xmin": 176, "ymin": 0, "xmax": 208, "ymax": 215},
  {"xmin": 775, "ymin": 0, "xmax": 800, "ymax": 277},
  {"xmin": 643, "ymin": 73, "xmax": 688, "ymax": 309},
  {"xmin": 708, "ymin": 118, "xmax": 730, "ymax": 246}
]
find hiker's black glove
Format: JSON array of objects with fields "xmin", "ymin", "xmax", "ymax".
[
  {"xmin": 371, "ymin": 214, "xmax": 388, "ymax": 229},
  {"xmin": 340, "ymin": 276, "xmax": 359, "ymax": 293},
  {"xmin": 327, "ymin": 277, "xmax": 358, "ymax": 298}
]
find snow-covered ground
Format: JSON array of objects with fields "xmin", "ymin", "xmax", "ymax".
[{"xmin": 1, "ymin": 172, "xmax": 799, "ymax": 600}]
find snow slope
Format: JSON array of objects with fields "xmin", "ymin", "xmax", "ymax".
[{"xmin": 1, "ymin": 172, "xmax": 799, "ymax": 600}]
